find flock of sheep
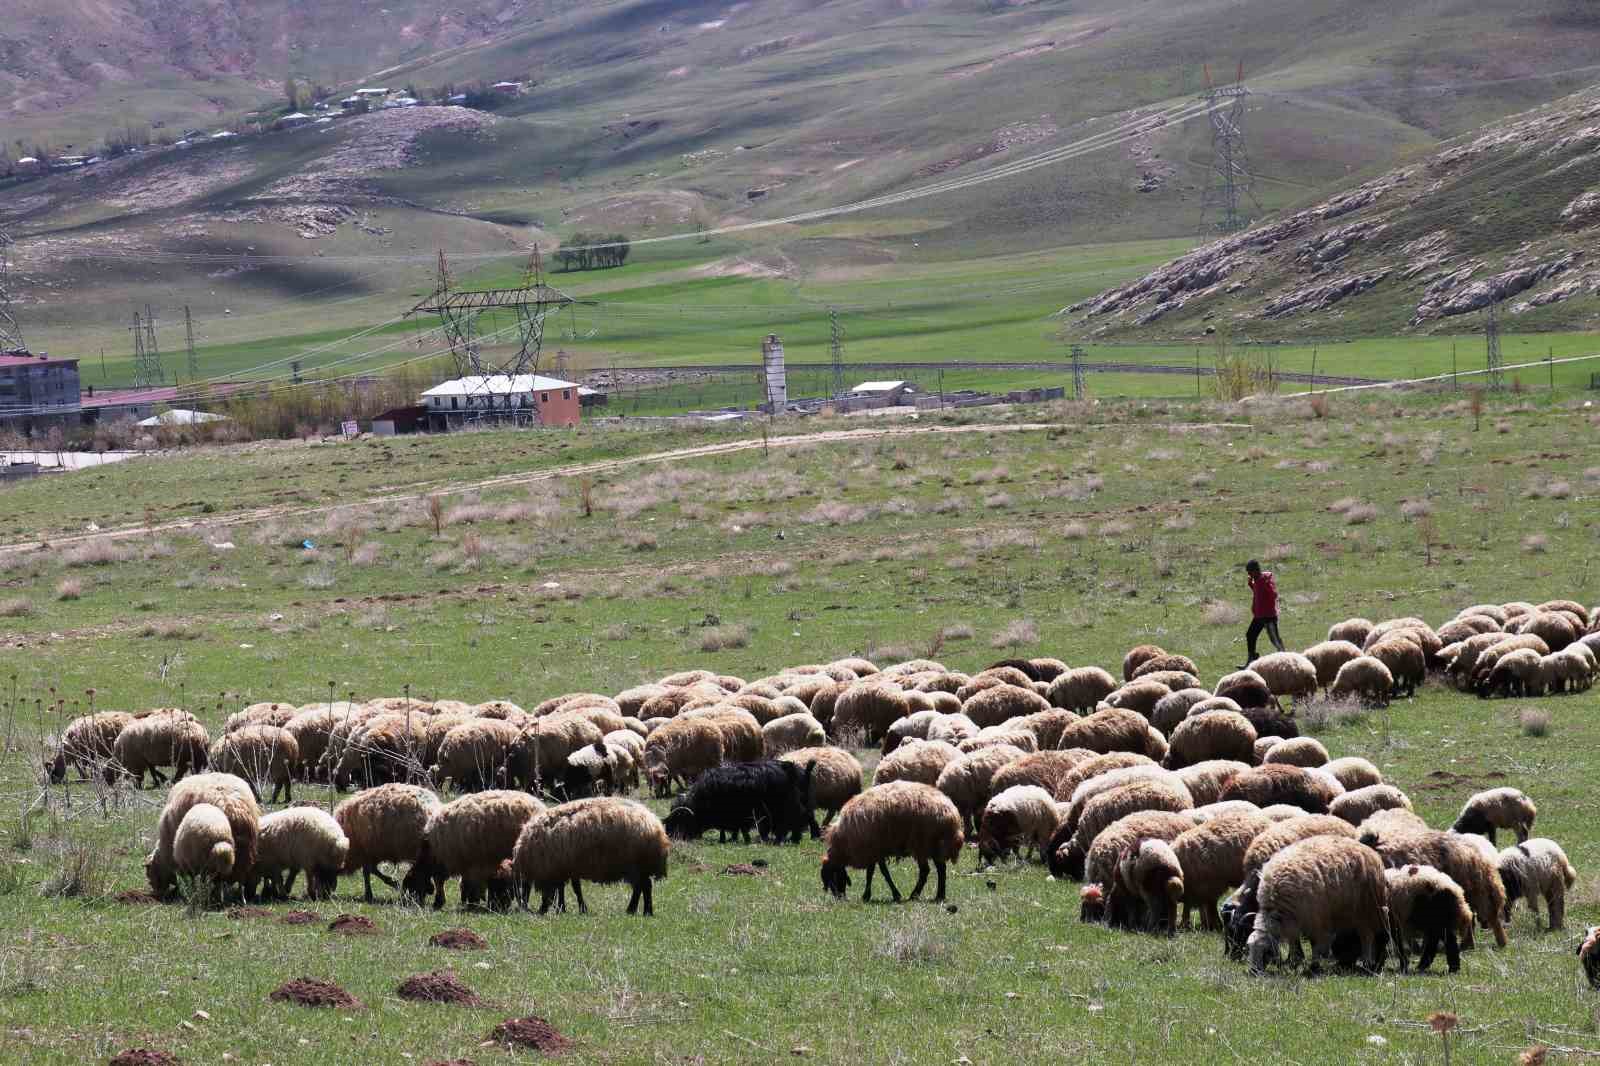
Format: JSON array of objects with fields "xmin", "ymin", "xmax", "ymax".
[{"xmin": 45, "ymin": 595, "xmax": 1600, "ymax": 978}]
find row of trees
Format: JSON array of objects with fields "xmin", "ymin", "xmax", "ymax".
[{"xmin": 554, "ymin": 233, "xmax": 632, "ymax": 272}]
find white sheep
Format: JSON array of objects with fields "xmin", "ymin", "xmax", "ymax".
[
  {"xmin": 1498, "ymin": 838, "xmax": 1578, "ymax": 930},
  {"xmin": 875, "ymin": 739, "xmax": 962, "ymax": 787},
  {"xmin": 174, "ymin": 803, "xmax": 236, "ymax": 880},
  {"xmin": 511, "ymin": 797, "xmax": 670, "ymax": 915},
  {"xmin": 1328, "ymin": 784, "xmax": 1412, "ymax": 826},
  {"xmin": 820, "ymin": 781, "xmax": 964, "ymax": 903},
  {"xmin": 253, "ymin": 806, "xmax": 350, "ymax": 901},
  {"xmin": 978, "ymin": 785, "xmax": 1063, "ymax": 863},
  {"xmin": 333, "ymin": 782, "xmax": 443, "ymax": 903},
  {"xmin": 1451, "ymin": 786, "xmax": 1536, "ymax": 843},
  {"xmin": 1247, "ymin": 835, "xmax": 1388, "ymax": 973}
]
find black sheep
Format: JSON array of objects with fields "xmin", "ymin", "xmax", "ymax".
[
  {"xmin": 1579, "ymin": 927, "xmax": 1600, "ymax": 989},
  {"xmin": 1221, "ymin": 870, "xmax": 1260, "ymax": 960},
  {"xmin": 663, "ymin": 760, "xmax": 815, "ymax": 844},
  {"xmin": 1045, "ymin": 820, "xmax": 1077, "ymax": 879}
]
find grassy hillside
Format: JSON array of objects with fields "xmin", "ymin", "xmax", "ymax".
[
  {"xmin": 1068, "ymin": 82, "xmax": 1600, "ymax": 341},
  {"xmin": 2, "ymin": 393, "xmax": 1599, "ymax": 1064}
]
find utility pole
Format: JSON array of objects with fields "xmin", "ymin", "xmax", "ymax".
[
  {"xmin": 829, "ymin": 308, "xmax": 845, "ymax": 399},
  {"xmin": 184, "ymin": 305, "xmax": 199, "ymax": 383},
  {"xmin": 1070, "ymin": 344, "xmax": 1086, "ymax": 401},
  {"xmin": 0, "ymin": 228, "xmax": 25, "ymax": 354},
  {"xmin": 1197, "ymin": 63, "xmax": 1259, "ymax": 235},
  {"xmin": 1485, "ymin": 302, "xmax": 1504, "ymax": 391}
]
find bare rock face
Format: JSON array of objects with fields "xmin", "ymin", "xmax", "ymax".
[
  {"xmin": 1561, "ymin": 190, "xmax": 1600, "ymax": 228},
  {"xmin": 1416, "ymin": 254, "xmax": 1579, "ymax": 321},
  {"xmin": 1263, "ymin": 271, "xmax": 1389, "ymax": 319}
]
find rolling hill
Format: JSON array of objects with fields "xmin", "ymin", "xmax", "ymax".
[
  {"xmin": 1067, "ymin": 83, "xmax": 1600, "ymax": 340},
  {"xmin": 7, "ymin": 0, "xmax": 1600, "ymax": 366}
]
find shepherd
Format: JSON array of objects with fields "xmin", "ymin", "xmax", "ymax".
[{"xmin": 1243, "ymin": 560, "xmax": 1285, "ymax": 665}]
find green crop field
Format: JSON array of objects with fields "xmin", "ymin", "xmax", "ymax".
[{"xmin": 2, "ymin": 390, "xmax": 1599, "ymax": 1065}]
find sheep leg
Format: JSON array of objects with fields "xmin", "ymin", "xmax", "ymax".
[
  {"xmin": 626, "ymin": 878, "xmax": 644, "ymax": 915},
  {"xmin": 283, "ymin": 869, "xmax": 298, "ymax": 898},
  {"xmin": 808, "ymin": 812, "xmax": 822, "ymax": 840},
  {"xmin": 1514, "ymin": 824, "xmax": 1530, "ymax": 844},
  {"xmin": 1487, "ymin": 911, "xmax": 1508, "ymax": 948},
  {"xmin": 538, "ymin": 886, "xmax": 557, "ymax": 915},
  {"xmin": 878, "ymin": 860, "xmax": 902, "ymax": 902},
  {"xmin": 1443, "ymin": 925, "xmax": 1461, "ymax": 973},
  {"xmin": 571, "ymin": 878, "xmax": 588, "ymax": 915},
  {"xmin": 933, "ymin": 860, "xmax": 948, "ymax": 903},
  {"xmin": 1548, "ymin": 887, "xmax": 1565, "ymax": 931},
  {"xmin": 642, "ymin": 877, "xmax": 654, "ymax": 917},
  {"xmin": 148, "ymin": 767, "xmax": 167, "ymax": 787},
  {"xmin": 862, "ymin": 863, "xmax": 876, "ymax": 903},
  {"xmin": 908, "ymin": 859, "xmax": 930, "ymax": 900},
  {"xmin": 362, "ymin": 866, "xmax": 377, "ymax": 903}
]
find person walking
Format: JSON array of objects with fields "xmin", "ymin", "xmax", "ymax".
[{"xmin": 1243, "ymin": 559, "xmax": 1285, "ymax": 665}]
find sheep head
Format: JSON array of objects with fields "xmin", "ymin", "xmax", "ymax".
[
  {"xmin": 819, "ymin": 859, "xmax": 850, "ymax": 898},
  {"xmin": 663, "ymin": 804, "xmax": 700, "ymax": 841},
  {"xmin": 1078, "ymin": 883, "xmax": 1105, "ymax": 924},
  {"xmin": 1246, "ymin": 927, "xmax": 1280, "ymax": 974}
]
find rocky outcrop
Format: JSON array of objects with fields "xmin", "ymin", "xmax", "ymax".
[
  {"xmin": 1416, "ymin": 254, "xmax": 1579, "ymax": 321},
  {"xmin": 1263, "ymin": 271, "xmax": 1389, "ymax": 319}
]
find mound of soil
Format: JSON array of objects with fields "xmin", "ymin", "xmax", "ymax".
[
  {"xmin": 227, "ymin": 906, "xmax": 272, "ymax": 920},
  {"xmin": 429, "ymin": 928, "xmax": 487, "ymax": 950},
  {"xmin": 268, "ymin": 978, "xmax": 361, "ymax": 1009},
  {"xmin": 328, "ymin": 914, "xmax": 378, "ymax": 935},
  {"xmin": 280, "ymin": 910, "xmax": 319, "ymax": 925},
  {"xmin": 486, "ymin": 1016, "xmax": 572, "ymax": 1054},
  {"xmin": 114, "ymin": 890, "xmax": 159, "ymax": 905},
  {"xmin": 722, "ymin": 863, "xmax": 765, "ymax": 876},
  {"xmin": 397, "ymin": 971, "xmax": 481, "ymax": 1005},
  {"xmin": 109, "ymin": 1050, "xmax": 180, "ymax": 1066}
]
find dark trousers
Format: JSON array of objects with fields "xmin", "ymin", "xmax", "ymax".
[{"xmin": 1246, "ymin": 616, "xmax": 1284, "ymax": 661}]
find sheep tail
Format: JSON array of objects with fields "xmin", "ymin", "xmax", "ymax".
[{"xmin": 1566, "ymin": 862, "xmax": 1580, "ymax": 889}]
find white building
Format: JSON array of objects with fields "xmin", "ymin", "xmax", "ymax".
[
  {"xmin": 421, "ymin": 374, "xmax": 582, "ymax": 428},
  {"xmin": 850, "ymin": 380, "xmax": 919, "ymax": 404}
]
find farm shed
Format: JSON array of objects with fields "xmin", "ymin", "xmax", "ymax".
[{"xmin": 421, "ymin": 374, "xmax": 582, "ymax": 430}]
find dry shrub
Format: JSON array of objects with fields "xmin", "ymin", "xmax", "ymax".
[
  {"xmin": 426, "ymin": 495, "xmax": 445, "ymax": 536},
  {"xmin": 1327, "ymin": 497, "xmax": 1359, "ymax": 514},
  {"xmin": 1517, "ymin": 707, "xmax": 1551, "ymax": 737},
  {"xmin": 600, "ymin": 623, "xmax": 630, "ymax": 641},
  {"xmin": 1343, "ymin": 503, "xmax": 1378, "ymax": 526},
  {"xmin": 302, "ymin": 570, "xmax": 335, "ymax": 590},
  {"xmin": 1399, "ymin": 499, "xmax": 1433, "ymax": 519},
  {"xmin": 0, "ymin": 597, "xmax": 32, "ymax": 618},
  {"xmin": 1306, "ymin": 460, "xmax": 1334, "ymax": 474},
  {"xmin": 990, "ymin": 618, "xmax": 1039, "ymax": 649},
  {"xmin": 55, "ymin": 579, "xmax": 83, "ymax": 602},
  {"xmin": 427, "ymin": 549, "xmax": 458, "ymax": 572},
  {"xmin": 1299, "ymin": 695, "xmax": 1369, "ymax": 733},
  {"xmin": 461, "ymin": 533, "xmax": 483, "ymax": 566},
  {"xmin": 1522, "ymin": 533, "xmax": 1548, "ymax": 554},
  {"xmin": 1188, "ymin": 472, "xmax": 1213, "ymax": 489},
  {"xmin": 876, "ymin": 911, "xmax": 949, "ymax": 964},
  {"xmin": 62, "ymin": 539, "xmax": 132, "ymax": 568},
  {"xmin": 1201, "ymin": 600, "xmax": 1244, "ymax": 626},
  {"xmin": 698, "ymin": 623, "xmax": 750, "ymax": 652},
  {"xmin": 1543, "ymin": 481, "xmax": 1572, "ymax": 500},
  {"xmin": 627, "ymin": 533, "xmax": 659, "ymax": 552},
  {"xmin": 1308, "ymin": 394, "xmax": 1329, "ymax": 419},
  {"xmin": 1099, "ymin": 519, "xmax": 1133, "ymax": 538},
  {"xmin": 1495, "ymin": 419, "xmax": 1512, "ymax": 435},
  {"xmin": 941, "ymin": 623, "xmax": 975, "ymax": 642},
  {"xmin": 983, "ymin": 492, "xmax": 1013, "ymax": 510},
  {"xmin": 446, "ymin": 503, "xmax": 496, "ymax": 526},
  {"xmin": 1162, "ymin": 512, "xmax": 1195, "ymax": 531},
  {"xmin": 139, "ymin": 620, "xmax": 196, "ymax": 640},
  {"xmin": 1263, "ymin": 543, "xmax": 1294, "ymax": 561},
  {"xmin": 944, "ymin": 556, "xmax": 973, "ymax": 571},
  {"xmin": 40, "ymin": 837, "xmax": 110, "ymax": 900},
  {"xmin": 143, "ymin": 540, "xmax": 175, "ymax": 560},
  {"xmin": 350, "ymin": 542, "xmax": 382, "ymax": 566},
  {"xmin": 1061, "ymin": 522, "xmax": 1088, "ymax": 541}
]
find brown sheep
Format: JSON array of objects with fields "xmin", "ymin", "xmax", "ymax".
[
  {"xmin": 1122, "ymin": 645, "xmax": 1166, "ymax": 682},
  {"xmin": 1220, "ymin": 764, "xmax": 1340, "ymax": 814},
  {"xmin": 820, "ymin": 781, "xmax": 965, "ymax": 903},
  {"xmin": 1047, "ymin": 666, "xmax": 1120, "ymax": 712}
]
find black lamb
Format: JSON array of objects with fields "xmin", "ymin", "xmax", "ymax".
[
  {"xmin": 1221, "ymin": 870, "xmax": 1261, "ymax": 960},
  {"xmin": 663, "ymin": 760, "xmax": 816, "ymax": 844}
]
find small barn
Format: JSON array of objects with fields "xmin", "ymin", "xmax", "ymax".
[
  {"xmin": 849, "ymin": 380, "xmax": 920, "ymax": 406},
  {"xmin": 421, "ymin": 374, "xmax": 582, "ymax": 430}
]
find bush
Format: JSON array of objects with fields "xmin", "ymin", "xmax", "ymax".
[
  {"xmin": 990, "ymin": 619, "xmax": 1039, "ymax": 649},
  {"xmin": 1518, "ymin": 707, "xmax": 1551, "ymax": 737},
  {"xmin": 1201, "ymin": 600, "xmax": 1245, "ymax": 626},
  {"xmin": 55, "ymin": 579, "xmax": 83, "ymax": 602},
  {"xmin": 0, "ymin": 597, "xmax": 32, "ymax": 618},
  {"xmin": 698, "ymin": 624, "xmax": 750, "ymax": 652}
]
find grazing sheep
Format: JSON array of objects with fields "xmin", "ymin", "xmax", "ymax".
[
  {"xmin": 881, "ymin": 711, "xmax": 941, "ymax": 754},
  {"xmin": 925, "ymin": 712, "xmax": 979, "ymax": 746},
  {"xmin": 1498, "ymin": 838, "xmax": 1577, "ymax": 930},
  {"xmin": 511, "ymin": 797, "xmax": 670, "ymax": 916},
  {"xmin": 1537, "ymin": 600, "xmax": 1590, "ymax": 627},
  {"xmin": 1250, "ymin": 653, "xmax": 1319, "ymax": 701},
  {"xmin": 1357, "ymin": 806, "xmax": 1429, "ymax": 845},
  {"xmin": 1075, "ymin": 809, "xmax": 1197, "ymax": 888},
  {"xmin": 1329, "ymin": 784, "xmax": 1413, "ymax": 826},
  {"xmin": 1059, "ymin": 707, "xmax": 1169, "ymax": 761},
  {"xmin": 1114, "ymin": 839, "xmax": 1185, "ymax": 934},
  {"xmin": 49, "ymin": 711, "xmax": 133, "ymax": 783},
  {"xmin": 990, "ymin": 749, "xmax": 1094, "ymax": 798},
  {"xmin": 1384, "ymin": 864, "xmax": 1472, "ymax": 973},
  {"xmin": 285, "ymin": 708, "xmax": 339, "ymax": 782},
  {"xmin": 1171, "ymin": 811, "xmax": 1272, "ymax": 930},
  {"xmin": 764, "ymin": 712, "xmax": 828, "ymax": 757},
  {"xmin": 1327, "ymin": 618, "xmax": 1374, "ymax": 647},
  {"xmin": 1262, "ymin": 737, "xmax": 1329, "ymax": 769},
  {"xmin": 936, "ymin": 745, "xmax": 1028, "ymax": 835},
  {"xmin": 1437, "ymin": 618, "xmax": 1493, "ymax": 645},
  {"xmin": 209, "ymin": 725, "xmax": 300, "ymax": 804},
  {"xmin": 1214, "ymin": 670, "xmax": 1277, "ymax": 711},
  {"xmin": 1165, "ymin": 711, "xmax": 1257, "ymax": 769},
  {"xmin": 1061, "ymin": 777, "xmax": 1195, "ymax": 879},
  {"xmin": 1055, "ymin": 751, "xmax": 1158, "ymax": 802},
  {"xmin": 1133, "ymin": 670, "xmax": 1201, "ymax": 693},
  {"xmin": 223, "ymin": 702, "xmax": 298, "ymax": 734},
  {"xmin": 405, "ymin": 790, "xmax": 545, "ymax": 911},
  {"xmin": 1366, "ymin": 623, "xmax": 1444, "ymax": 667},
  {"xmin": 875, "ymin": 739, "xmax": 962, "ymax": 788},
  {"xmin": 333, "ymin": 783, "xmax": 442, "ymax": 903},
  {"xmin": 1329, "ymin": 656, "xmax": 1394, "ymax": 706},
  {"xmin": 639, "ymin": 716, "xmax": 723, "ymax": 798},
  {"xmin": 958, "ymin": 727, "xmax": 1038, "ymax": 754},
  {"xmin": 1579, "ymin": 927, "xmax": 1600, "ymax": 988},
  {"xmin": 1122, "ymin": 645, "xmax": 1166, "ymax": 682},
  {"xmin": 1471, "ymin": 635, "xmax": 1552, "ymax": 689},
  {"xmin": 1452, "ymin": 787, "xmax": 1537, "ymax": 844},
  {"xmin": 958, "ymin": 669, "xmax": 1033, "ymax": 701},
  {"xmin": 1242, "ymin": 814, "xmax": 1357, "ymax": 876},
  {"xmin": 1190, "ymin": 799, "xmax": 1262, "ymax": 822},
  {"xmin": 564, "ymin": 739, "xmax": 637, "ymax": 798},
  {"xmin": 1150, "ymin": 688, "xmax": 1212, "ymax": 736},
  {"xmin": 1364, "ymin": 829, "xmax": 1509, "ymax": 949},
  {"xmin": 820, "ymin": 781, "xmax": 964, "ymax": 903},
  {"xmin": 1174, "ymin": 760, "xmax": 1250, "ymax": 807},
  {"xmin": 252, "ymin": 806, "xmax": 349, "ymax": 901},
  {"xmin": 146, "ymin": 773, "xmax": 260, "ymax": 897},
  {"xmin": 1188, "ymin": 696, "xmax": 1243, "ymax": 718},
  {"xmin": 1367, "ymin": 639, "xmax": 1425, "ymax": 698},
  {"xmin": 1063, "ymin": 765, "xmax": 1182, "ymax": 836},
  {"xmin": 664, "ymin": 759, "xmax": 815, "ymax": 844},
  {"xmin": 1321, "ymin": 756, "xmax": 1382, "ymax": 792},
  {"xmin": 1047, "ymin": 667, "xmax": 1119, "ymax": 713},
  {"xmin": 1457, "ymin": 603, "xmax": 1509, "ymax": 627},
  {"xmin": 615, "ymin": 684, "xmax": 670, "ymax": 718},
  {"xmin": 1247, "ymin": 836, "xmax": 1388, "ymax": 974},
  {"xmin": 1132, "ymin": 653, "xmax": 1200, "ymax": 682},
  {"xmin": 832, "ymin": 683, "xmax": 910, "ymax": 745},
  {"xmin": 780, "ymin": 747, "xmax": 864, "ymax": 837},
  {"xmin": 979, "ymin": 785, "xmax": 1062, "ymax": 863},
  {"xmin": 1522, "ymin": 611, "xmax": 1578, "ymax": 652},
  {"xmin": 1103, "ymin": 680, "xmax": 1172, "ymax": 717},
  {"xmin": 1012, "ymin": 708, "xmax": 1076, "ymax": 750},
  {"xmin": 330, "ymin": 714, "xmax": 425, "ymax": 791},
  {"xmin": 1302, "ymin": 641, "xmax": 1364, "ymax": 692},
  {"xmin": 174, "ymin": 803, "xmax": 236, "ymax": 881},
  {"xmin": 1221, "ymin": 764, "xmax": 1340, "ymax": 814},
  {"xmin": 109, "ymin": 712, "xmax": 210, "ymax": 788}
]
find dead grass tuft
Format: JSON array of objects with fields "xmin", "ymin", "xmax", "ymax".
[
  {"xmin": 1517, "ymin": 707, "xmax": 1551, "ymax": 737},
  {"xmin": 1399, "ymin": 499, "xmax": 1433, "ymax": 519},
  {"xmin": 1522, "ymin": 533, "xmax": 1549, "ymax": 554},
  {"xmin": 55, "ymin": 578, "xmax": 83, "ymax": 602},
  {"xmin": 698, "ymin": 623, "xmax": 750, "ymax": 652},
  {"xmin": 0, "ymin": 597, "xmax": 32, "ymax": 618},
  {"xmin": 1201, "ymin": 600, "xmax": 1244, "ymax": 626},
  {"xmin": 990, "ymin": 618, "xmax": 1039, "ymax": 649},
  {"xmin": 1343, "ymin": 503, "xmax": 1378, "ymax": 526},
  {"xmin": 1162, "ymin": 512, "xmax": 1195, "ymax": 531},
  {"xmin": 62, "ymin": 539, "xmax": 132, "ymax": 568}
]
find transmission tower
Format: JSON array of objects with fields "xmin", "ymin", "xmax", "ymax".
[
  {"xmin": 184, "ymin": 305, "xmax": 199, "ymax": 382},
  {"xmin": 131, "ymin": 307, "xmax": 164, "ymax": 387},
  {"xmin": 1070, "ymin": 344, "xmax": 1086, "ymax": 401},
  {"xmin": 1485, "ymin": 301, "xmax": 1504, "ymax": 391},
  {"xmin": 829, "ymin": 308, "xmax": 845, "ymax": 398},
  {"xmin": 0, "ymin": 228, "xmax": 26, "ymax": 354},
  {"xmin": 1197, "ymin": 63, "xmax": 1260, "ymax": 235}
]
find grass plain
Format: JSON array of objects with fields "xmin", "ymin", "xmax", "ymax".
[{"xmin": 2, "ymin": 389, "xmax": 1600, "ymax": 1064}]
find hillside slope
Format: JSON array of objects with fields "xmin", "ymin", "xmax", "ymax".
[{"xmin": 1067, "ymin": 84, "xmax": 1600, "ymax": 339}]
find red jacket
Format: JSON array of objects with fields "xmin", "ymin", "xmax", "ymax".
[{"xmin": 1248, "ymin": 572, "xmax": 1278, "ymax": 618}]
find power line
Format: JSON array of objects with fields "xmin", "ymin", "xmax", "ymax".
[
  {"xmin": 184, "ymin": 305, "xmax": 199, "ymax": 382},
  {"xmin": 0, "ymin": 228, "xmax": 24, "ymax": 353}
]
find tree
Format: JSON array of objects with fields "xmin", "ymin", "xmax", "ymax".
[{"xmin": 284, "ymin": 77, "xmax": 301, "ymax": 111}]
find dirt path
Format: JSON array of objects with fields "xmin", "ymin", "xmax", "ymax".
[{"xmin": 0, "ymin": 420, "xmax": 1250, "ymax": 554}]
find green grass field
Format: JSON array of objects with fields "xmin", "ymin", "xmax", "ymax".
[{"xmin": 2, "ymin": 391, "xmax": 1600, "ymax": 1064}]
